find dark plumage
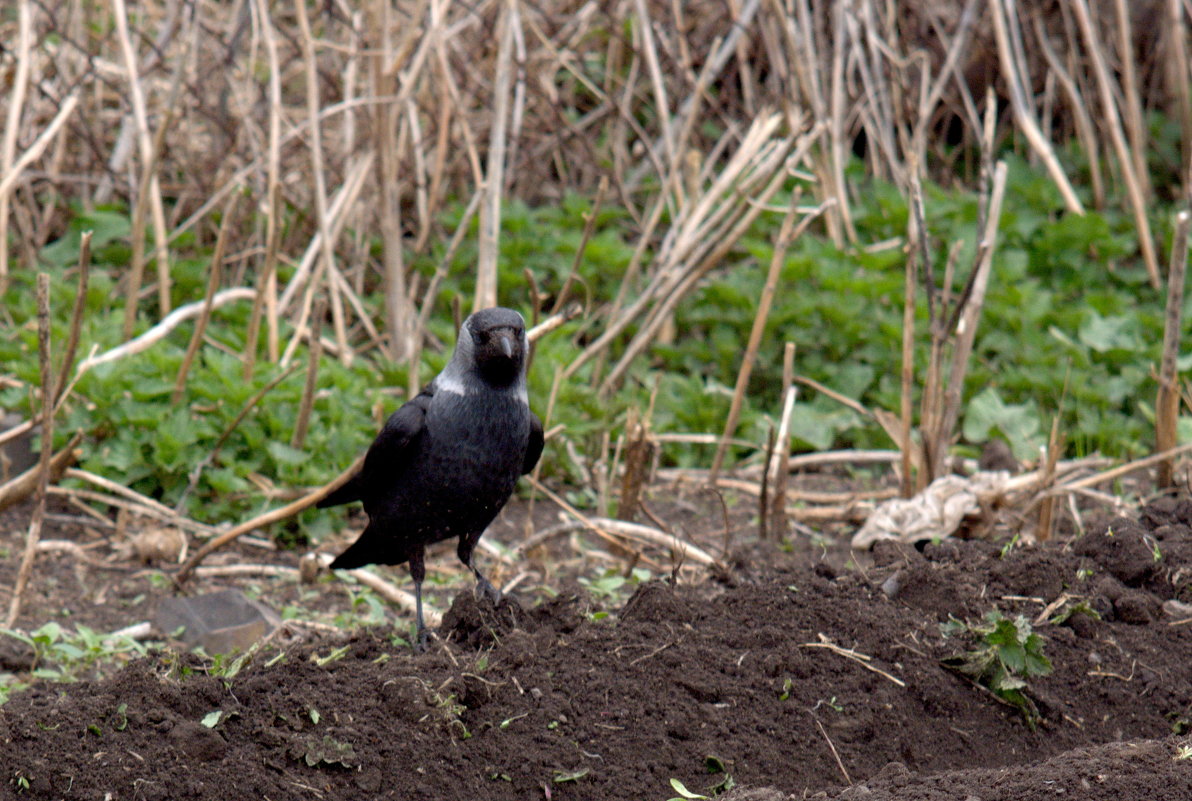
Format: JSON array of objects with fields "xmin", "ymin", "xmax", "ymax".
[{"xmin": 318, "ymin": 307, "xmax": 543, "ymax": 645}]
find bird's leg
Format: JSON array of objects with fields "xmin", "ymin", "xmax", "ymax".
[
  {"xmin": 408, "ymin": 546, "xmax": 430, "ymax": 651},
  {"xmin": 458, "ymin": 534, "xmax": 501, "ymax": 603}
]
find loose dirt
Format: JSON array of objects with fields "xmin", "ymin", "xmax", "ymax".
[{"xmin": 1, "ymin": 493, "xmax": 1191, "ymax": 800}]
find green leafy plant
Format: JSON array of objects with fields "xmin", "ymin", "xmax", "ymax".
[
  {"xmin": 941, "ymin": 610, "xmax": 1053, "ymax": 729},
  {"xmin": 0, "ymin": 623, "xmax": 149, "ymax": 686}
]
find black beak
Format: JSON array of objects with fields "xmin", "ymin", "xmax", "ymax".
[{"xmin": 497, "ymin": 331, "xmax": 515, "ymax": 359}]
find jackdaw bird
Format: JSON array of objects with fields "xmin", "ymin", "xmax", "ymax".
[{"xmin": 318, "ymin": 307, "xmax": 543, "ymax": 645}]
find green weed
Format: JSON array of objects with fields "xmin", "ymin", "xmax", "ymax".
[{"xmin": 941, "ymin": 610, "xmax": 1053, "ymax": 729}]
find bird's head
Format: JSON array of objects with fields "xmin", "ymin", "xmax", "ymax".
[{"xmin": 455, "ymin": 307, "xmax": 529, "ymax": 388}]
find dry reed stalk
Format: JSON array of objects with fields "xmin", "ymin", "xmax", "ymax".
[
  {"xmin": 1035, "ymin": 410, "xmax": 1065, "ymax": 542},
  {"xmin": 476, "ymin": 0, "xmax": 520, "ymax": 313},
  {"xmin": 767, "ymin": 343, "xmax": 797, "ymax": 537},
  {"xmin": 5, "ymin": 273, "xmax": 53, "ymax": 628},
  {"xmin": 293, "ymin": 0, "xmax": 350, "ymax": 365},
  {"xmin": 175, "ymin": 455, "xmax": 367, "ymax": 583},
  {"xmin": 928, "ymin": 161, "xmax": 1008, "ymax": 476},
  {"xmin": 171, "ymin": 196, "xmax": 236, "ymax": 404},
  {"xmin": 243, "ymin": 0, "xmax": 285, "ymax": 380},
  {"xmin": 1111, "ymin": 0, "xmax": 1151, "ymax": 204},
  {"xmin": 112, "ymin": 0, "xmax": 172, "ymax": 317},
  {"xmin": 291, "ymin": 298, "xmax": 326, "ymax": 451},
  {"xmin": 1031, "ymin": 16, "xmax": 1105, "ymax": 209},
  {"xmin": 372, "ymin": 0, "xmax": 414, "ymax": 364},
  {"xmin": 0, "ymin": 434, "xmax": 81, "ymax": 515},
  {"xmin": 709, "ymin": 199, "xmax": 800, "ymax": 482},
  {"xmin": 1067, "ymin": 0, "xmax": 1160, "ymax": 289},
  {"xmin": 581, "ymin": 114, "xmax": 804, "ymax": 391},
  {"xmin": 1156, "ymin": 211, "xmax": 1191, "ymax": 488},
  {"xmin": 77, "ymin": 288, "xmax": 256, "ymax": 376},
  {"xmin": 899, "ymin": 224, "xmax": 917, "ymax": 498},
  {"xmin": 989, "ymin": 0, "xmax": 1085, "ymax": 215},
  {"xmin": 0, "ymin": 0, "xmax": 33, "ymax": 296},
  {"xmin": 54, "ymin": 232, "xmax": 92, "ymax": 405},
  {"xmin": 1169, "ymin": 0, "xmax": 1192, "ymax": 170}
]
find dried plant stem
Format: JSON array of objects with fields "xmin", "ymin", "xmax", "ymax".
[
  {"xmin": 0, "ymin": 434, "xmax": 81, "ymax": 515},
  {"xmin": 112, "ymin": 0, "xmax": 171, "ymax": 317},
  {"xmin": 291, "ymin": 299, "xmax": 326, "ymax": 450},
  {"xmin": 899, "ymin": 234, "xmax": 917, "ymax": 497},
  {"xmin": 176, "ymin": 455, "xmax": 366, "ymax": 583},
  {"xmin": 989, "ymin": 0, "xmax": 1084, "ymax": 215},
  {"xmin": 172, "ymin": 197, "xmax": 236, "ymax": 403},
  {"xmin": 1169, "ymin": 0, "xmax": 1192, "ymax": 170},
  {"xmin": 1156, "ymin": 211, "xmax": 1191, "ymax": 488},
  {"xmin": 710, "ymin": 199, "xmax": 800, "ymax": 482},
  {"xmin": 293, "ymin": 0, "xmax": 350, "ymax": 365},
  {"xmin": 0, "ymin": 0, "xmax": 33, "ymax": 296},
  {"xmin": 476, "ymin": 0, "xmax": 519, "ymax": 312},
  {"xmin": 930, "ymin": 161, "xmax": 1009, "ymax": 475},
  {"xmin": 55, "ymin": 232, "xmax": 92, "ymax": 405},
  {"xmin": 6, "ymin": 274, "xmax": 53, "ymax": 628},
  {"xmin": 77, "ymin": 288, "xmax": 255, "ymax": 377},
  {"xmin": 1067, "ymin": 0, "xmax": 1160, "ymax": 288}
]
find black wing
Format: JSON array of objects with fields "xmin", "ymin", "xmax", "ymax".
[
  {"xmin": 522, "ymin": 411, "xmax": 544, "ymax": 475},
  {"xmin": 317, "ymin": 389, "xmax": 434, "ymax": 508}
]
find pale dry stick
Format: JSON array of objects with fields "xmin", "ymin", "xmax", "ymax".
[
  {"xmin": 1156, "ymin": 211, "xmax": 1191, "ymax": 488},
  {"xmin": 0, "ymin": 93, "xmax": 81, "ymax": 202},
  {"xmin": 815, "ymin": 718, "xmax": 853, "ymax": 786},
  {"xmin": 172, "ymin": 195, "xmax": 237, "ymax": 404},
  {"xmin": 1067, "ymin": 0, "xmax": 1160, "ymax": 289},
  {"xmin": 48, "ymin": 485, "xmax": 214, "ymax": 538},
  {"xmin": 522, "ymin": 476, "xmax": 717, "ymax": 566},
  {"xmin": 374, "ymin": 0, "xmax": 413, "ymax": 364},
  {"xmin": 768, "ymin": 342, "xmax": 797, "ymax": 527},
  {"xmin": 899, "ymin": 218, "xmax": 917, "ymax": 498},
  {"xmin": 0, "ymin": 0, "xmax": 33, "ymax": 295},
  {"xmin": 988, "ymin": 0, "xmax": 1084, "ymax": 215},
  {"xmin": 291, "ymin": 298, "xmax": 326, "ymax": 450},
  {"xmin": 0, "ymin": 434, "xmax": 81, "ymax": 515},
  {"xmin": 65, "ymin": 468, "xmax": 189, "ymax": 521},
  {"xmin": 631, "ymin": 0, "xmax": 676, "ymax": 173},
  {"xmin": 801, "ymin": 637, "xmax": 907, "ymax": 687},
  {"xmin": 1035, "ymin": 411, "xmax": 1064, "ymax": 543},
  {"xmin": 6, "ymin": 274, "xmax": 53, "ymax": 628},
  {"xmin": 909, "ymin": 0, "xmax": 980, "ymax": 165},
  {"xmin": 293, "ymin": 0, "xmax": 350, "ymax": 365},
  {"xmin": 1051, "ymin": 443, "xmax": 1192, "ymax": 496},
  {"xmin": 276, "ymin": 153, "xmax": 375, "ymax": 315},
  {"xmin": 1112, "ymin": 0, "xmax": 1151, "ymax": 204},
  {"xmin": 1168, "ymin": 0, "xmax": 1192, "ymax": 169},
  {"xmin": 244, "ymin": 0, "xmax": 285, "ymax": 378},
  {"xmin": 1031, "ymin": 16, "xmax": 1105, "ymax": 209},
  {"xmin": 112, "ymin": 0, "xmax": 171, "ymax": 316},
  {"xmin": 930, "ymin": 161, "xmax": 1009, "ymax": 478},
  {"xmin": 710, "ymin": 200, "xmax": 801, "ymax": 482},
  {"xmin": 475, "ymin": 0, "xmax": 518, "ymax": 313},
  {"xmin": 278, "ymin": 155, "xmax": 375, "ymax": 368},
  {"xmin": 75, "ymin": 288, "xmax": 256, "ymax": 376},
  {"xmin": 600, "ymin": 133, "xmax": 811, "ymax": 394},
  {"xmin": 243, "ymin": 183, "xmax": 281, "ymax": 382},
  {"xmin": 175, "ymin": 455, "xmax": 365, "ymax": 583}
]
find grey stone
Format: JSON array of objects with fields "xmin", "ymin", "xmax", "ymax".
[{"xmin": 156, "ymin": 590, "xmax": 279, "ymax": 654}]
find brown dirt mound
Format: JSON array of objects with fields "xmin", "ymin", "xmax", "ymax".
[{"xmin": 2, "ymin": 500, "xmax": 1192, "ymax": 799}]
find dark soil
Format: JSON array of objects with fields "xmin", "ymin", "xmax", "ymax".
[{"xmin": 1, "ymin": 494, "xmax": 1192, "ymax": 799}]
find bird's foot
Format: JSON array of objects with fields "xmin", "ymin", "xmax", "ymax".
[
  {"xmin": 413, "ymin": 625, "xmax": 432, "ymax": 653},
  {"xmin": 474, "ymin": 574, "xmax": 502, "ymax": 604}
]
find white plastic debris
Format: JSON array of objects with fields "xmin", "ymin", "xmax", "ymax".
[{"xmin": 852, "ymin": 471, "xmax": 1012, "ymax": 549}]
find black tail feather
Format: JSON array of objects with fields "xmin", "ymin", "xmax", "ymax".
[{"xmin": 317, "ymin": 472, "xmax": 363, "ymax": 509}]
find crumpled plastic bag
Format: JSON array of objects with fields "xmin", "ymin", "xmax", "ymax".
[{"xmin": 852, "ymin": 471, "xmax": 1011, "ymax": 549}]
